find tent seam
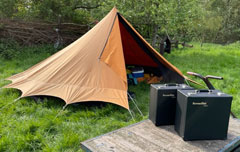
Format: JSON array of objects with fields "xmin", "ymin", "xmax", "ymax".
[
  {"xmin": 98, "ymin": 13, "xmax": 118, "ymax": 59},
  {"xmin": 99, "ymin": 60, "xmax": 127, "ymax": 84}
]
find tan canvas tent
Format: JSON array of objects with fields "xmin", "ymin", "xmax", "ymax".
[{"xmin": 4, "ymin": 7, "xmax": 186, "ymax": 110}]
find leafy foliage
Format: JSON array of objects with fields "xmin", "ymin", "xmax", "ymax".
[
  {"xmin": 0, "ymin": 0, "xmax": 101, "ymax": 24},
  {"xmin": 192, "ymin": 0, "xmax": 240, "ymax": 43},
  {"xmin": 91, "ymin": 0, "xmax": 201, "ymax": 42},
  {"xmin": 0, "ymin": 0, "xmax": 239, "ymax": 43},
  {"xmin": 0, "ymin": 39, "xmax": 19, "ymax": 60},
  {"xmin": 0, "ymin": 0, "xmax": 17, "ymax": 18}
]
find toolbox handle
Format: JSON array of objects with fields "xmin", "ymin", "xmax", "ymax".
[
  {"xmin": 165, "ymin": 83, "xmax": 179, "ymax": 86},
  {"xmin": 195, "ymin": 89, "xmax": 212, "ymax": 93}
]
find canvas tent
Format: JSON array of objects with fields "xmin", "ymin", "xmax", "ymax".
[{"xmin": 4, "ymin": 7, "xmax": 186, "ymax": 110}]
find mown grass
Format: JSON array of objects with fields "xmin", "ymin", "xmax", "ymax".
[{"xmin": 0, "ymin": 42, "xmax": 240, "ymax": 151}]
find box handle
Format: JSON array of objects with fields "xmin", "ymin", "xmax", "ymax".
[
  {"xmin": 188, "ymin": 89, "xmax": 212, "ymax": 96},
  {"xmin": 165, "ymin": 83, "xmax": 179, "ymax": 86},
  {"xmin": 195, "ymin": 89, "xmax": 212, "ymax": 93}
]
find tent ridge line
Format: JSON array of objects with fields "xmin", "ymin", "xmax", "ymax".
[{"xmin": 98, "ymin": 13, "xmax": 118, "ymax": 60}]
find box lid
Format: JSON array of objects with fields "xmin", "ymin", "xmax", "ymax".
[
  {"xmin": 151, "ymin": 84, "xmax": 193, "ymax": 90},
  {"xmin": 178, "ymin": 89, "xmax": 232, "ymax": 98},
  {"xmin": 132, "ymin": 70, "xmax": 144, "ymax": 74},
  {"xmin": 132, "ymin": 67, "xmax": 144, "ymax": 73}
]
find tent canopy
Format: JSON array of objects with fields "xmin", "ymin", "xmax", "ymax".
[{"xmin": 4, "ymin": 7, "xmax": 185, "ymax": 109}]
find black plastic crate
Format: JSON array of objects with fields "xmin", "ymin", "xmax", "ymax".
[
  {"xmin": 149, "ymin": 84, "xmax": 193, "ymax": 126},
  {"xmin": 175, "ymin": 89, "xmax": 233, "ymax": 141}
]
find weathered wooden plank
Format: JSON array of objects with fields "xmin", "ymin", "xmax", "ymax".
[{"xmin": 81, "ymin": 118, "xmax": 240, "ymax": 152}]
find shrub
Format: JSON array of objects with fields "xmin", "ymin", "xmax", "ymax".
[{"xmin": 0, "ymin": 39, "xmax": 19, "ymax": 60}]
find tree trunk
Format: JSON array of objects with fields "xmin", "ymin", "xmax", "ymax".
[{"xmin": 151, "ymin": 24, "xmax": 159, "ymax": 48}]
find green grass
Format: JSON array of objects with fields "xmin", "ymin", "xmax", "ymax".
[
  {"xmin": 0, "ymin": 42, "xmax": 240, "ymax": 151},
  {"xmin": 166, "ymin": 42, "xmax": 240, "ymax": 116}
]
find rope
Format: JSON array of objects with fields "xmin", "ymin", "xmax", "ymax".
[
  {"xmin": 0, "ymin": 97, "xmax": 21, "ymax": 111},
  {"xmin": 47, "ymin": 104, "xmax": 68, "ymax": 134},
  {"xmin": 128, "ymin": 109, "xmax": 135, "ymax": 121},
  {"xmin": 53, "ymin": 104, "xmax": 68, "ymax": 121},
  {"xmin": 128, "ymin": 92, "xmax": 143, "ymax": 117}
]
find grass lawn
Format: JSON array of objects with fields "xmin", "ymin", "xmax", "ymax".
[{"xmin": 0, "ymin": 42, "xmax": 240, "ymax": 151}]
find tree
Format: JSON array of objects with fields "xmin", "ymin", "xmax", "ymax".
[
  {"xmin": 0, "ymin": 0, "xmax": 18, "ymax": 18},
  {"xmin": 91, "ymin": 0, "xmax": 202, "ymax": 45},
  {"xmin": 0, "ymin": 0, "xmax": 102, "ymax": 24},
  {"xmin": 0, "ymin": 0, "xmax": 239, "ymax": 44}
]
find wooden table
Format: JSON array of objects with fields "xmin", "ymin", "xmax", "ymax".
[{"xmin": 81, "ymin": 118, "xmax": 240, "ymax": 152}]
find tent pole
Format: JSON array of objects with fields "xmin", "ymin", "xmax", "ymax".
[{"xmin": 128, "ymin": 92, "xmax": 143, "ymax": 117}]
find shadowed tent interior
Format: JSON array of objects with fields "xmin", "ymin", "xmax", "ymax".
[{"xmin": 3, "ymin": 7, "xmax": 186, "ymax": 110}]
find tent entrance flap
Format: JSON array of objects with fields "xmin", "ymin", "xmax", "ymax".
[
  {"xmin": 118, "ymin": 20, "xmax": 158, "ymax": 67},
  {"xmin": 118, "ymin": 14, "xmax": 184, "ymax": 83},
  {"xmin": 118, "ymin": 14, "xmax": 170, "ymax": 78}
]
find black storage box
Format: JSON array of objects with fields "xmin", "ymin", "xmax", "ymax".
[
  {"xmin": 149, "ymin": 84, "xmax": 193, "ymax": 126},
  {"xmin": 175, "ymin": 89, "xmax": 233, "ymax": 141}
]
